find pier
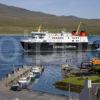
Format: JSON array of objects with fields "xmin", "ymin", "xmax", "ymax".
[{"xmin": 0, "ymin": 65, "xmax": 32, "ymax": 88}]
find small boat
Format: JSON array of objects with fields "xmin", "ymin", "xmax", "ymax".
[
  {"xmin": 28, "ymin": 72, "xmax": 36, "ymax": 78},
  {"xmin": 32, "ymin": 67, "xmax": 41, "ymax": 73},
  {"xmin": 18, "ymin": 77, "xmax": 31, "ymax": 84},
  {"xmin": 61, "ymin": 64, "xmax": 70, "ymax": 70},
  {"xmin": 61, "ymin": 64, "xmax": 72, "ymax": 77},
  {"xmin": 18, "ymin": 77, "xmax": 31, "ymax": 88},
  {"xmin": 28, "ymin": 72, "xmax": 36, "ymax": 82},
  {"xmin": 32, "ymin": 66, "xmax": 43, "ymax": 73}
]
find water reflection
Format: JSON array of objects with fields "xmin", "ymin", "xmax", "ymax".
[{"xmin": 22, "ymin": 51, "xmax": 88, "ymax": 66}]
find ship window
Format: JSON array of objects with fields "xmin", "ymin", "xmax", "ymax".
[
  {"xmin": 52, "ymin": 37, "xmax": 63, "ymax": 39},
  {"xmin": 32, "ymin": 36, "xmax": 35, "ymax": 38},
  {"xmin": 35, "ymin": 37, "xmax": 37, "ymax": 39},
  {"xmin": 35, "ymin": 33, "xmax": 45, "ymax": 36}
]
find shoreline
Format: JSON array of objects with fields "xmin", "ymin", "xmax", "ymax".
[{"xmin": 54, "ymin": 74, "xmax": 100, "ymax": 93}]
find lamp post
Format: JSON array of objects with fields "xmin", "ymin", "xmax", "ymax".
[{"xmin": 68, "ymin": 70, "xmax": 71, "ymax": 100}]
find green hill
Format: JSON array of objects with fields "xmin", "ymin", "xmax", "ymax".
[{"xmin": 0, "ymin": 3, "xmax": 100, "ymax": 35}]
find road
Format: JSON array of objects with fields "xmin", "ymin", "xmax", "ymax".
[{"xmin": 0, "ymin": 89, "xmax": 69, "ymax": 100}]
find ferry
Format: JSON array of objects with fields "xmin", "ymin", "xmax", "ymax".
[{"xmin": 20, "ymin": 22, "xmax": 89, "ymax": 51}]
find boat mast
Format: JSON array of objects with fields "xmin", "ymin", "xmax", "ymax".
[
  {"xmin": 76, "ymin": 22, "xmax": 82, "ymax": 35},
  {"xmin": 38, "ymin": 25, "xmax": 42, "ymax": 32}
]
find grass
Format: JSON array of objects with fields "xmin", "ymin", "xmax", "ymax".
[
  {"xmin": 94, "ymin": 66, "xmax": 100, "ymax": 70},
  {"xmin": 63, "ymin": 75, "xmax": 100, "ymax": 86},
  {"xmin": 0, "ymin": 26, "xmax": 100, "ymax": 35},
  {"xmin": 0, "ymin": 26, "xmax": 33, "ymax": 34},
  {"xmin": 54, "ymin": 74, "xmax": 100, "ymax": 93}
]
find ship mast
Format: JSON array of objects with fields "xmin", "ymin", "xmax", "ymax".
[
  {"xmin": 76, "ymin": 21, "xmax": 82, "ymax": 35},
  {"xmin": 38, "ymin": 25, "xmax": 42, "ymax": 32}
]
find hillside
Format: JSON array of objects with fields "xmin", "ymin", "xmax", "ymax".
[{"xmin": 0, "ymin": 3, "xmax": 100, "ymax": 34}]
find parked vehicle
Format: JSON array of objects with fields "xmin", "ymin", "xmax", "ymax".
[{"xmin": 10, "ymin": 83, "xmax": 22, "ymax": 91}]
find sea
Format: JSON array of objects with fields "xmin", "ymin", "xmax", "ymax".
[{"xmin": 0, "ymin": 35, "xmax": 100, "ymax": 96}]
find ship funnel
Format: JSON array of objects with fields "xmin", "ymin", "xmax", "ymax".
[{"xmin": 38, "ymin": 25, "xmax": 42, "ymax": 32}]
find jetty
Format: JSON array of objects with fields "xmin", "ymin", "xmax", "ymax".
[{"xmin": 0, "ymin": 65, "xmax": 32, "ymax": 88}]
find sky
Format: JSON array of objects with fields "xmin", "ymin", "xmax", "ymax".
[{"xmin": 0, "ymin": 0, "xmax": 100, "ymax": 19}]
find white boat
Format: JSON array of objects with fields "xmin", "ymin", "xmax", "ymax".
[
  {"xmin": 18, "ymin": 77, "xmax": 31, "ymax": 85},
  {"xmin": 32, "ymin": 66, "xmax": 42, "ymax": 73},
  {"xmin": 28, "ymin": 72, "xmax": 36, "ymax": 78},
  {"xmin": 61, "ymin": 64, "xmax": 70, "ymax": 70}
]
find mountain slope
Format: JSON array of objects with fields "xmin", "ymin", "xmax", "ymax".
[{"xmin": 0, "ymin": 3, "xmax": 100, "ymax": 34}]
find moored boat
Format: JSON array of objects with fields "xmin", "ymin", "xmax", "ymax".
[
  {"xmin": 28, "ymin": 72, "xmax": 36, "ymax": 78},
  {"xmin": 18, "ymin": 76, "xmax": 31, "ymax": 88},
  {"xmin": 32, "ymin": 65, "xmax": 44, "ymax": 73}
]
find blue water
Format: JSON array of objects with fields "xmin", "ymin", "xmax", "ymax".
[{"xmin": 0, "ymin": 35, "xmax": 100, "ymax": 96}]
